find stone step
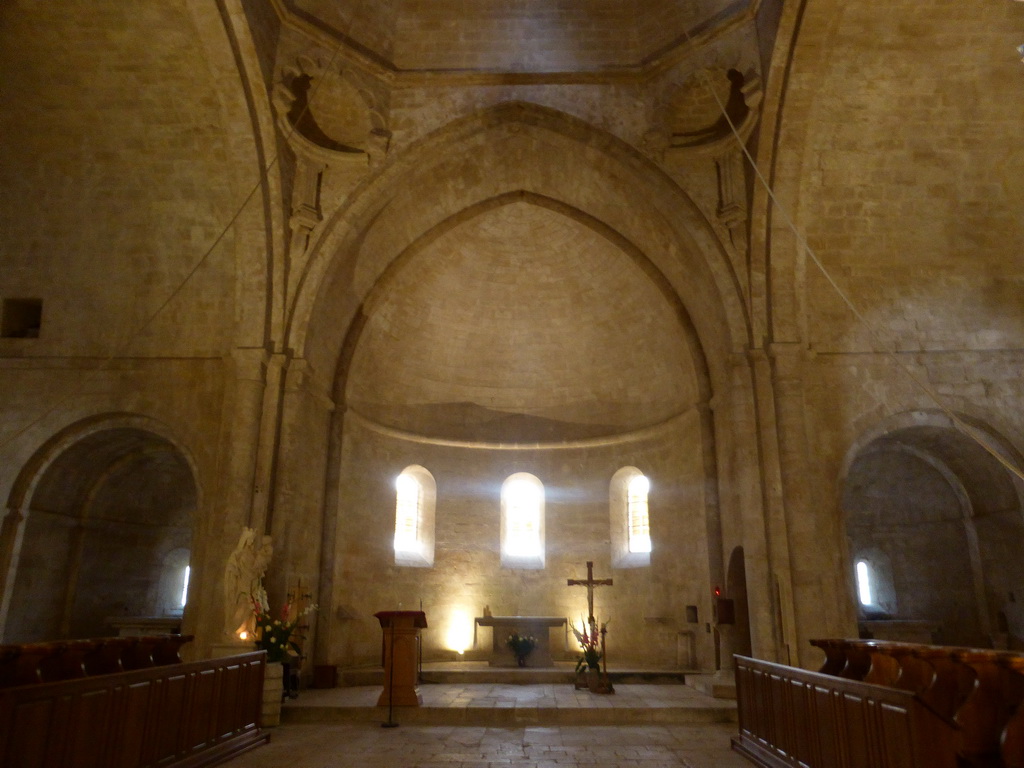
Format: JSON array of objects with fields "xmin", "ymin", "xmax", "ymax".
[
  {"xmin": 281, "ymin": 682, "xmax": 738, "ymax": 728},
  {"xmin": 337, "ymin": 664, "xmax": 697, "ymax": 687},
  {"xmin": 282, "ymin": 702, "xmax": 736, "ymax": 727}
]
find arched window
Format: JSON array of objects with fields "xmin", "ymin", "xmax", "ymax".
[
  {"xmin": 610, "ymin": 467, "xmax": 651, "ymax": 567},
  {"xmin": 500, "ymin": 473, "xmax": 544, "ymax": 568},
  {"xmin": 851, "ymin": 550, "xmax": 897, "ymax": 616},
  {"xmin": 856, "ymin": 560, "xmax": 872, "ymax": 606},
  {"xmin": 627, "ymin": 475, "xmax": 652, "ymax": 554},
  {"xmin": 393, "ymin": 465, "xmax": 436, "ymax": 567},
  {"xmin": 181, "ymin": 565, "xmax": 191, "ymax": 608},
  {"xmin": 157, "ymin": 547, "xmax": 191, "ymax": 616}
]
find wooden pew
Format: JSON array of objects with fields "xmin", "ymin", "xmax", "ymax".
[
  {"xmin": 0, "ymin": 635, "xmax": 192, "ymax": 687},
  {"xmin": 733, "ymin": 654, "xmax": 958, "ymax": 768},
  {"xmin": 0, "ymin": 650, "xmax": 269, "ymax": 768},
  {"xmin": 805, "ymin": 639, "xmax": 1024, "ymax": 768},
  {"xmin": 996, "ymin": 654, "xmax": 1024, "ymax": 768}
]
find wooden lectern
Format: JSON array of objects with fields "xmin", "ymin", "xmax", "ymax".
[{"xmin": 374, "ymin": 610, "xmax": 427, "ymax": 707}]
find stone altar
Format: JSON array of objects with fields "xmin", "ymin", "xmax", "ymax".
[{"xmin": 474, "ymin": 615, "xmax": 567, "ymax": 667}]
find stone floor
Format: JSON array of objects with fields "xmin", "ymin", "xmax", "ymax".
[
  {"xmin": 281, "ymin": 682, "xmax": 737, "ymax": 725},
  {"xmin": 220, "ymin": 677, "xmax": 751, "ymax": 767},
  {"xmin": 221, "ymin": 722, "xmax": 752, "ymax": 768}
]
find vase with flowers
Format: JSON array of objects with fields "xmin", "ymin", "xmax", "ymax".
[
  {"xmin": 250, "ymin": 583, "xmax": 316, "ymax": 725},
  {"xmin": 571, "ymin": 618, "xmax": 605, "ymax": 691},
  {"xmin": 506, "ymin": 632, "xmax": 538, "ymax": 667},
  {"xmin": 251, "ymin": 586, "xmax": 316, "ymax": 663}
]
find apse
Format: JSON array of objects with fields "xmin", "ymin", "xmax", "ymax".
[{"xmin": 326, "ymin": 198, "xmax": 716, "ymax": 669}]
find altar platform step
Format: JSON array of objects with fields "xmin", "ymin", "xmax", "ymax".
[
  {"xmin": 282, "ymin": 680, "xmax": 737, "ymax": 728},
  {"xmin": 336, "ymin": 661, "xmax": 695, "ymax": 688}
]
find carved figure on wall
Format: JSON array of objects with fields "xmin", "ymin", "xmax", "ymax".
[{"xmin": 224, "ymin": 527, "xmax": 273, "ymax": 639}]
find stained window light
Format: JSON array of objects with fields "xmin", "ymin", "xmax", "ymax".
[
  {"xmin": 856, "ymin": 560, "xmax": 872, "ymax": 606},
  {"xmin": 394, "ymin": 473, "xmax": 422, "ymax": 553},
  {"xmin": 505, "ymin": 478, "xmax": 541, "ymax": 557},
  {"xmin": 627, "ymin": 474, "xmax": 651, "ymax": 553}
]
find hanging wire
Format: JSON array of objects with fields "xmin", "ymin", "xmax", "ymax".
[
  {"xmin": 4, "ymin": 15, "xmax": 1022, "ymax": 487},
  {"xmin": 684, "ymin": 35, "xmax": 1024, "ymax": 484},
  {"xmin": 0, "ymin": 27, "xmax": 350, "ymax": 454}
]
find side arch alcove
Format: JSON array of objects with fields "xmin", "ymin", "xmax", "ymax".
[
  {"xmin": 840, "ymin": 410, "xmax": 1024, "ymax": 648},
  {"xmin": 1, "ymin": 415, "xmax": 198, "ymax": 642}
]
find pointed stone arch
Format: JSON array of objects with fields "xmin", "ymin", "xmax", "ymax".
[
  {"xmin": 269, "ymin": 100, "xmax": 772, "ymax": 670},
  {"xmin": 287, "ymin": 100, "xmax": 750, "ymax": 389}
]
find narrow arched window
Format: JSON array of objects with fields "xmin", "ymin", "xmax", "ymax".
[
  {"xmin": 181, "ymin": 565, "xmax": 191, "ymax": 608},
  {"xmin": 158, "ymin": 548, "xmax": 191, "ymax": 616},
  {"xmin": 856, "ymin": 560, "xmax": 872, "ymax": 606},
  {"xmin": 610, "ymin": 467, "xmax": 651, "ymax": 567},
  {"xmin": 394, "ymin": 466, "xmax": 436, "ymax": 567},
  {"xmin": 627, "ymin": 475, "xmax": 651, "ymax": 553},
  {"xmin": 500, "ymin": 473, "xmax": 544, "ymax": 568},
  {"xmin": 394, "ymin": 473, "xmax": 422, "ymax": 553}
]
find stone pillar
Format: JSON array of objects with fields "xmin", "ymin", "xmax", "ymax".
[
  {"xmin": 189, "ymin": 348, "xmax": 270, "ymax": 656},
  {"xmin": 263, "ymin": 358, "xmax": 334, "ymax": 674},
  {"xmin": 698, "ymin": 402, "xmax": 725, "ymax": 601},
  {"xmin": 768, "ymin": 343, "xmax": 855, "ymax": 666},
  {"xmin": 746, "ymin": 348, "xmax": 800, "ymax": 665}
]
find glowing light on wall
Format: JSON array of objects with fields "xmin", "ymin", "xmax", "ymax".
[{"xmin": 445, "ymin": 609, "xmax": 475, "ymax": 654}]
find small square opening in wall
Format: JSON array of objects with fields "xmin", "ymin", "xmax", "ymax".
[{"xmin": 1, "ymin": 298, "xmax": 43, "ymax": 338}]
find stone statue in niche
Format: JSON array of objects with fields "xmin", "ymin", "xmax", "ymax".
[{"xmin": 223, "ymin": 527, "xmax": 273, "ymax": 639}]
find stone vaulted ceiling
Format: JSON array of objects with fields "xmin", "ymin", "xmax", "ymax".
[
  {"xmin": 288, "ymin": 0, "xmax": 752, "ymax": 71},
  {"xmin": 346, "ymin": 202, "xmax": 701, "ymax": 443}
]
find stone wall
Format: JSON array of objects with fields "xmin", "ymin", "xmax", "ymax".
[{"xmin": 326, "ymin": 411, "xmax": 716, "ymax": 669}]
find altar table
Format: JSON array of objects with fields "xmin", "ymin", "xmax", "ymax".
[{"xmin": 474, "ymin": 615, "xmax": 567, "ymax": 667}]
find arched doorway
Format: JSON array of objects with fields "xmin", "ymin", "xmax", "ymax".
[
  {"xmin": 2, "ymin": 423, "xmax": 197, "ymax": 642},
  {"xmin": 841, "ymin": 412, "xmax": 1024, "ymax": 648}
]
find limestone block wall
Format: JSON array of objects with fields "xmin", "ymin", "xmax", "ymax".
[
  {"xmin": 326, "ymin": 412, "xmax": 716, "ymax": 670},
  {"xmin": 787, "ymin": 0, "xmax": 1024, "ymax": 358},
  {"xmin": 0, "ymin": 0, "xmax": 242, "ymax": 360},
  {"xmin": 758, "ymin": 0, "xmax": 1024, "ymax": 655},
  {"xmin": 0, "ymin": 358, "xmax": 227, "ymax": 644}
]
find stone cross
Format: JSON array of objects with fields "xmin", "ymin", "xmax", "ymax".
[{"xmin": 567, "ymin": 561, "xmax": 613, "ymax": 624}]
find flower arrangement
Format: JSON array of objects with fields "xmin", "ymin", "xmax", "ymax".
[
  {"xmin": 571, "ymin": 618, "xmax": 603, "ymax": 674},
  {"xmin": 506, "ymin": 632, "xmax": 538, "ymax": 662},
  {"xmin": 250, "ymin": 584, "xmax": 317, "ymax": 664}
]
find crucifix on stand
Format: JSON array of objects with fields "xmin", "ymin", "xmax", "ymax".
[
  {"xmin": 567, "ymin": 561, "xmax": 615, "ymax": 694},
  {"xmin": 567, "ymin": 561, "xmax": 613, "ymax": 625}
]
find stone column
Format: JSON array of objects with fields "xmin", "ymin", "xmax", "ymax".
[
  {"xmin": 768, "ymin": 343, "xmax": 855, "ymax": 666},
  {"xmin": 746, "ymin": 347, "xmax": 801, "ymax": 665},
  {"xmin": 191, "ymin": 348, "xmax": 270, "ymax": 657},
  {"xmin": 263, "ymin": 358, "xmax": 334, "ymax": 673}
]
